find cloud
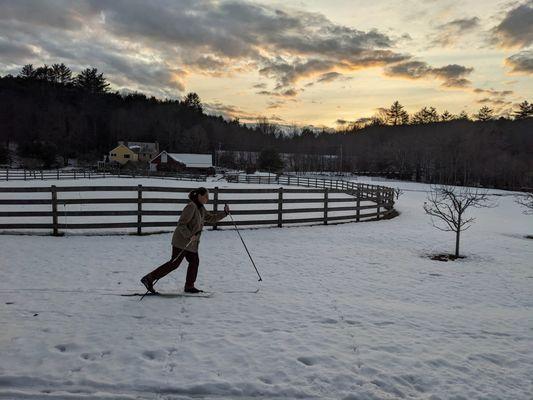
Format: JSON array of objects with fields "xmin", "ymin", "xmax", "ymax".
[
  {"xmin": 505, "ymin": 50, "xmax": 533, "ymax": 74},
  {"xmin": 491, "ymin": 1, "xmax": 533, "ymax": 49},
  {"xmin": 384, "ymin": 61, "xmax": 473, "ymax": 87},
  {"xmin": 0, "ymin": 37, "xmax": 37, "ymax": 61},
  {"xmin": 473, "ymin": 88, "xmax": 514, "ymax": 96},
  {"xmin": 477, "ymin": 97, "xmax": 513, "ymax": 106},
  {"xmin": 257, "ymin": 88, "xmax": 300, "ymax": 98},
  {"xmin": 430, "ymin": 17, "xmax": 480, "ymax": 47},
  {"xmin": 0, "ymin": 0, "xmax": 476, "ymax": 102},
  {"xmin": 317, "ymin": 71, "xmax": 352, "ymax": 83}
]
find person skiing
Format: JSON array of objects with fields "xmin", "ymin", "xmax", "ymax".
[{"xmin": 141, "ymin": 187, "xmax": 230, "ymax": 294}]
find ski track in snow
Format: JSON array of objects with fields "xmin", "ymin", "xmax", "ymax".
[{"xmin": 0, "ymin": 177, "xmax": 532, "ymax": 399}]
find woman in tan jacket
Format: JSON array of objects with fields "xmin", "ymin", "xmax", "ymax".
[{"xmin": 141, "ymin": 187, "xmax": 229, "ymax": 294}]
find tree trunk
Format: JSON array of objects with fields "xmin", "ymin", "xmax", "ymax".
[{"xmin": 455, "ymin": 213, "xmax": 461, "ymax": 258}]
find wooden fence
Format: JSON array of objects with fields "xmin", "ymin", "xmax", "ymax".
[
  {"xmin": 226, "ymin": 174, "xmax": 394, "ymax": 204},
  {"xmin": 0, "ymin": 168, "xmax": 206, "ymax": 182},
  {"xmin": 0, "ymin": 182, "xmax": 395, "ymax": 235}
]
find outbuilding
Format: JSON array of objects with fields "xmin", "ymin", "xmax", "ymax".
[{"xmin": 150, "ymin": 151, "xmax": 215, "ymax": 175}]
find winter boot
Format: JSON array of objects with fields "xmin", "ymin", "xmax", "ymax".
[
  {"xmin": 184, "ymin": 287, "xmax": 204, "ymax": 293},
  {"xmin": 141, "ymin": 275, "xmax": 156, "ymax": 294}
]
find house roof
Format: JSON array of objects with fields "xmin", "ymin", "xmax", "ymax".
[
  {"xmin": 109, "ymin": 144, "xmax": 135, "ymax": 154},
  {"xmin": 152, "ymin": 151, "xmax": 213, "ymax": 168},
  {"xmin": 118, "ymin": 141, "xmax": 159, "ymax": 154}
]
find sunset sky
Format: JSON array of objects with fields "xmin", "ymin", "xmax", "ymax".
[{"xmin": 0, "ymin": 0, "xmax": 531, "ymax": 127}]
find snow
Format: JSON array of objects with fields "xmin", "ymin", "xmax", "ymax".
[
  {"xmin": 0, "ymin": 176, "xmax": 532, "ymax": 399},
  {"xmin": 166, "ymin": 153, "xmax": 213, "ymax": 168}
]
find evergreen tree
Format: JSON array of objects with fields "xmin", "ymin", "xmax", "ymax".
[
  {"xmin": 52, "ymin": 63, "xmax": 73, "ymax": 85},
  {"xmin": 19, "ymin": 64, "xmax": 36, "ymax": 79},
  {"xmin": 183, "ymin": 92, "xmax": 203, "ymax": 113},
  {"xmin": 411, "ymin": 106, "xmax": 439, "ymax": 124},
  {"xmin": 75, "ymin": 68, "xmax": 110, "ymax": 93},
  {"xmin": 440, "ymin": 110, "xmax": 454, "ymax": 121},
  {"xmin": 474, "ymin": 106, "xmax": 494, "ymax": 121},
  {"xmin": 258, "ymin": 147, "xmax": 284, "ymax": 172},
  {"xmin": 386, "ymin": 101, "xmax": 409, "ymax": 125},
  {"xmin": 514, "ymin": 101, "xmax": 533, "ymax": 120}
]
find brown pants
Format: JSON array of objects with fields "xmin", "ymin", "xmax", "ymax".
[{"xmin": 148, "ymin": 246, "xmax": 200, "ymax": 288}]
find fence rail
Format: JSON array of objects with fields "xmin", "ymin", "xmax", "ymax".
[
  {"xmin": 0, "ymin": 168, "xmax": 206, "ymax": 182},
  {"xmin": 0, "ymin": 179, "xmax": 395, "ymax": 234},
  {"xmin": 226, "ymin": 174, "xmax": 394, "ymax": 204}
]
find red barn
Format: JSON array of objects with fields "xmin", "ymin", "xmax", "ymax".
[{"xmin": 150, "ymin": 151, "xmax": 215, "ymax": 175}]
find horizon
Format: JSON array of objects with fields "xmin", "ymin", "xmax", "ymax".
[{"xmin": 0, "ymin": 0, "xmax": 531, "ymax": 128}]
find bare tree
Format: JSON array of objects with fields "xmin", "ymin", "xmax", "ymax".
[
  {"xmin": 393, "ymin": 187, "xmax": 404, "ymax": 200},
  {"xmin": 424, "ymin": 185, "xmax": 495, "ymax": 258},
  {"xmin": 515, "ymin": 193, "xmax": 533, "ymax": 215}
]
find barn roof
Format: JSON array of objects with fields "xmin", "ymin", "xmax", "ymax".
[{"xmin": 151, "ymin": 151, "xmax": 213, "ymax": 168}]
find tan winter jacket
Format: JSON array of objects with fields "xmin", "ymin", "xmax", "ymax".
[{"xmin": 171, "ymin": 202, "xmax": 227, "ymax": 253}]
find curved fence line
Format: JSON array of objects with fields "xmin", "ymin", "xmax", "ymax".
[
  {"xmin": 0, "ymin": 179, "xmax": 395, "ymax": 235},
  {"xmin": 226, "ymin": 173, "xmax": 395, "ymax": 205}
]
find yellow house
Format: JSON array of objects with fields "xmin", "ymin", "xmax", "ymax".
[{"xmin": 109, "ymin": 144, "xmax": 138, "ymax": 165}]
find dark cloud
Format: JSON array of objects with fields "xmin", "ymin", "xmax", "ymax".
[
  {"xmin": 0, "ymin": 1, "xmax": 97, "ymax": 30},
  {"xmin": 473, "ymin": 88, "xmax": 514, "ymax": 96},
  {"xmin": 505, "ymin": 50, "xmax": 533, "ymax": 74},
  {"xmin": 430, "ymin": 17, "xmax": 480, "ymax": 47},
  {"xmin": 477, "ymin": 97, "xmax": 513, "ymax": 106},
  {"xmin": 316, "ymin": 72, "xmax": 351, "ymax": 83},
  {"xmin": 0, "ymin": 37, "xmax": 36, "ymax": 60},
  {"xmin": 491, "ymin": 1, "xmax": 533, "ymax": 48},
  {"xmin": 257, "ymin": 88, "xmax": 300, "ymax": 98},
  {"xmin": 384, "ymin": 61, "xmax": 473, "ymax": 87},
  {"xmin": 0, "ymin": 0, "xmax": 472, "ymax": 99}
]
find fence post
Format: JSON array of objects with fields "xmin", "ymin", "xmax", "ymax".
[
  {"xmin": 277, "ymin": 187, "xmax": 283, "ymax": 228},
  {"xmin": 137, "ymin": 185, "xmax": 143, "ymax": 235},
  {"xmin": 324, "ymin": 187, "xmax": 328, "ymax": 225},
  {"xmin": 376, "ymin": 190, "xmax": 381, "ymax": 220},
  {"xmin": 41, "ymin": 170, "xmax": 43, "ymax": 180},
  {"xmin": 213, "ymin": 186, "xmax": 219, "ymax": 231},
  {"xmin": 356, "ymin": 187, "xmax": 361, "ymax": 222},
  {"xmin": 24, "ymin": 169, "xmax": 26, "ymax": 180},
  {"xmin": 51, "ymin": 185, "xmax": 59, "ymax": 236},
  {"xmin": 57, "ymin": 169, "xmax": 60, "ymax": 180},
  {"xmin": 6, "ymin": 168, "xmax": 8, "ymax": 181}
]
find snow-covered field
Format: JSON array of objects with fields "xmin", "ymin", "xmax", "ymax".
[{"xmin": 1, "ymin": 176, "xmax": 532, "ymax": 399}]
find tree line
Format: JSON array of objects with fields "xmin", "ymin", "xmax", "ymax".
[{"xmin": 0, "ymin": 63, "xmax": 531, "ymax": 190}]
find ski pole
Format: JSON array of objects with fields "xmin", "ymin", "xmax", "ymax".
[
  {"xmin": 139, "ymin": 237, "xmax": 195, "ymax": 301},
  {"xmin": 227, "ymin": 210, "xmax": 262, "ymax": 282}
]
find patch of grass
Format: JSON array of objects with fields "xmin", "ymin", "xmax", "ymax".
[{"xmin": 429, "ymin": 253, "xmax": 466, "ymax": 262}]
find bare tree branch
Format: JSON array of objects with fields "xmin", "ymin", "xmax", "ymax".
[{"xmin": 424, "ymin": 185, "xmax": 495, "ymax": 258}]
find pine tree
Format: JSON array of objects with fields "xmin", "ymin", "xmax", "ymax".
[
  {"xmin": 513, "ymin": 101, "xmax": 533, "ymax": 120},
  {"xmin": 52, "ymin": 63, "xmax": 73, "ymax": 85},
  {"xmin": 440, "ymin": 110, "xmax": 454, "ymax": 121},
  {"xmin": 183, "ymin": 92, "xmax": 203, "ymax": 113},
  {"xmin": 474, "ymin": 106, "xmax": 494, "ymax": 121},
  {"xmin": 19, "ymin": 64, "xmax": 36, "ymax": 79},
  {"xmin": 75, "ymin": 68, "xmax": 110, "ymax": 93},
  {"xmin": 386, "ymin": 101, "xmax": 409, "ymax": 125},
  {"xmin": 411, "ymin": 106, "xmax": 439, "ymax": 124}
]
